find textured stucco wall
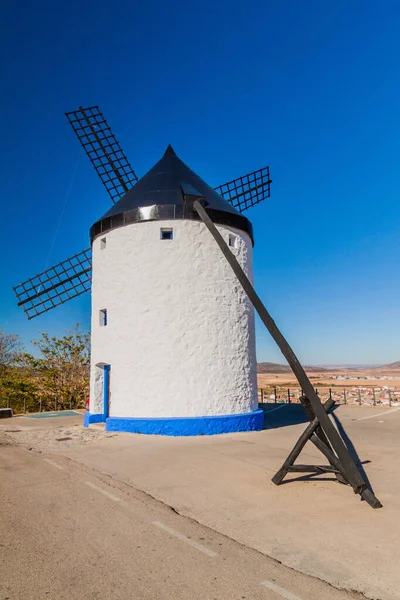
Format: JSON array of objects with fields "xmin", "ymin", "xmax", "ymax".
[{"xmin": 89, "ymin": 219, "xmax": 257, "ymax": 418}]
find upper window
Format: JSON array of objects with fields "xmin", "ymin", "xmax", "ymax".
[
  {"xmin": 160, "ymin": 228, "xmax": 173, "ymax": 240},
  {"xmin": 228, "ymin": 234, "xmax": 237, "ymax": 248},
  {"xmin": 99, "ymin": 309, "xmax": 107, "ymax": 326}
]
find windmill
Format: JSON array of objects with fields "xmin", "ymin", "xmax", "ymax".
[
  {"xmin": 13, "ymin": 106, "xmax": 271, "ymax": 320},
  {"xmin": 13, "ymin": 106, "xmax": 381, "ymax": 508},
  {"xmin": 13, "ymin": 104, "xmax": 271, "ymax": 434}
]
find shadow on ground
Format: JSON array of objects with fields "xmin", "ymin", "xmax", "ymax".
[
  {"xmin": 331, "ymin": 411, "xmax": 377, "ymax": 500},
  {"xmin": 260, "ymin": 403, "xmax": 377, "ymax": 498},
  {"xmin": 260, "ymin": 403, "xmax": 311, "ymax": 430}
]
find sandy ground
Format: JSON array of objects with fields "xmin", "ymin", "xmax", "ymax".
[{"xmin": 3, "ymin": 415, "xmax": 114, "ymax": 452}]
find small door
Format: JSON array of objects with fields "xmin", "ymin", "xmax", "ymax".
[{"xmin": 103, "ymin": 365, "xmax": 111, "ymax": 419}]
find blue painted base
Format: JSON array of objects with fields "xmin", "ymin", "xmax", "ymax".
[
  {"xmin": 83, "ymin": 412, "xmax": 105, "ymax": 428},
  {"xmin": 105, "ymin": 409, "xmax": 264, "ymax": 436}
]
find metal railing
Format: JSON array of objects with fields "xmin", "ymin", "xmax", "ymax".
[
  {"xmin": 0, "ymin": 396, "xmax": 85, "ymax": 415},
  {"xmin": 258, "ymin": 386, "xmax": 400, "ymax": 407}
]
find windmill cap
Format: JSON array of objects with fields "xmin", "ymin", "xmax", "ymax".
[
  {"xmin": 164, "ymin": 144, "xmax": 176, "ymax": 156},
  {"xmin": 90, "ymin": 146, "xmax": 253, "ymax": 244}
]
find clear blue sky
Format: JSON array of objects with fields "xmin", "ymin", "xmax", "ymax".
[{"xmin": 1, "ymin": 0, "xmax": 399, "ymax": 364}]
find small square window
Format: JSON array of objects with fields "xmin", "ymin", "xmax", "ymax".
[
  {"xmin": 160, "ymin": 228, "xmax": 173, "ymax": 240},
  {"xmin": 228, "ymin": 234, "xmax": 237, "ymax": 248},
  {"xmin": 99, "ymin": 309, "xmax": 107, "ymax": 326},
  {"xmin": 100, "ymin": 237, "xmax": 107, "ymax": 249}
]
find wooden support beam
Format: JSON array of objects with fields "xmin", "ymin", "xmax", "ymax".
[
  {"xmin": 272, "ymin": 398, "xmax": 336, "ymax": 485},
  {"xmin": 299, "ymin": 395, "xmax": 347, "ymax": 485},
  {"xmin": 287, "ymin": 465, "xmax": 339, "ymax": 474},
  {"xmin": 193, "ymin": 200, "xmax": 382, "ymax": 509}
]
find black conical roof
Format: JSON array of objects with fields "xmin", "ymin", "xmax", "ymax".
[{"xmin": 90, "ymin": 146, "xmax": 253, "ymax": 243}]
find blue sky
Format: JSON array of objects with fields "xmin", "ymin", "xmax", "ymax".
[{"xmin": 1, "ymin": 0, "xmax": 399, "ymax": 364}]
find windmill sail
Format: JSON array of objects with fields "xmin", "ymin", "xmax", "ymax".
[
  {"xmin": 65, "ymin": 106, "xmax": 138, "ymax": 204},
  {"xmin": 13, "ymin": 248, "xmax": 92, "ymax": 319},
  {"xmin": 214, "ymin": 165, "xmax": 271, "ymax": 213},
  {"xmin": 14, "ymin": 104, "xmax": 272, "ymax": 320},
  {"xmin": 14, "ymin": 164, "xmax": 272, "ymax": 320}
]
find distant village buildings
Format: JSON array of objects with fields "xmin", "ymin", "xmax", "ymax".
[
  {"xmin": 332, "ymin": 375, "xmax": 400, "ymax": 381},
  {"xmin": 258, "ymin": 385, "xmax": 400, "ymax": 406}
]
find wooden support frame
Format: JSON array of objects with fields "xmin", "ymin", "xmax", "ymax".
[
  {"xmin": 193, "ymin": 200, "xmax": 382, "ymax": 509},
  {"xmin": 272, "ymin": 398, "xmax": 336, "ymax": 484}
]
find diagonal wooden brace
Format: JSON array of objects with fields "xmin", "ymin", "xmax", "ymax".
[{"xmin": 193, "ymin": 200, "xmax": 382, "ymax": 509}]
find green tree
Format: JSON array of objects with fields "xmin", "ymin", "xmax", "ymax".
[
  {"xmin": 0, "ymin": 365, "xmax": 38, "ymax": 412},
  {"xmin": 0, "ymin": 330, "xmax": 37, "ymax": 412},
  {"xmin": 24, "ymin": 324, "xmax": 90, "ymax": 411}
]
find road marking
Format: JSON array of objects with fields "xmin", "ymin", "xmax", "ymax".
[
  {"xmin": 357, "ymin": 408, "xmax": 400, "ymax": 421},
  {"xmin": 261, "ymin": 580, "xmax": 303, "ymax": 599},
  {"xmin": 152, "ymin": 521, "xmax": 218, "ymax": 558},
  {"xmin": 85, "ymin": 481, "xmax": 122, "ymax": 502},
  {"xmin": 264, "ymin": 404, "xmax": 287, "ymax": 414},
  {"xmin": 43, "ymin": 458, "xmax": 63, "ymax": 470}
]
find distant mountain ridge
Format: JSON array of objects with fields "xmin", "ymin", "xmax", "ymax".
[
  {"xmin": 257, "ymin": 362, "xmax": 331, "ymax": 374},
  {"xmin": 257, "ymin": 361, "xmax": 400, "ymax": 373},
  {"xmin": 257, "ymin": 362, "xmax": 291, "ymax": 374},
  {"xmin": 373, "ymin": 361, "xmax": 400, "ymax": 371}
]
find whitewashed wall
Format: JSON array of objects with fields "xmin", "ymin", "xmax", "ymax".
[{"xmin": 89, "ymin": 219, "xmax": 257, "ymax": 418}]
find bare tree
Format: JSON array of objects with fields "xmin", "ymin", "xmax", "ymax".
[{"xmin": 0, "ymin": 330, "xmax": 22, "ymax": 374}]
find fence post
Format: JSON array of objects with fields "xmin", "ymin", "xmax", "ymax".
[
  {"xmin": 23, "ymin": 397, "xmax": 26, "ymax": 414},
  {"xmin": 358, "ymin": 389, "xmax": 362, "ymax": 405},
  {"xmin": 39, "ymin": 397, "xmax": 42, "ymax": 413},
  {"xmin": 274, "ymin": 387, "xmax": 277, "ymax": 404},
  {"xmin": 55, "ymin": 396, "xmax": 57, "ymax": 412},
  {"xmin": 343, "ymin": 389, "xmax": 347, "ymax": 404},
  {"xmin": 70, "ymin": 396, "xmax": 72, "ymax": 410},
  {"xmin": 372, "ymin": 388, "xmax": 376, "ymax": 406},
  {"xmin": 388, "ymin": 390, "xmax": 392, "ymax": 407},
  {"xmin": 6, "ymin": 396, "xmax": 9, "ymax": 409},
  {"xmin": 329, "ymin": 388, "xmax": 332, "ymax": 400},
  {"xmin": 287, "ymin": 388, "xmax": 291, "ymax": 404}
]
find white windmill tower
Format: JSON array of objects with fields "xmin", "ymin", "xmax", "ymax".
[
  {"xmin": 14, "ymin": 106, "xmax": 272, "ymax": 435},
  {"xmin": 14, "ymin": 107, "xmax": 383, "ymax": 509}
]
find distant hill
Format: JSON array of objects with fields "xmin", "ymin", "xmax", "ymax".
[
  {"xmin": 257, "ymin": 362, "xmax": 291, "ymax": 374},
  {"xmin": 257, "ymin": 361, "xmax": 400, "ymax": 374},
  {"xmin": 373, "ymin": 361, "xmax": 400, "ymax": 371},
  {"xmin": 257, "ymin": 362, "xmax": 331, "ymax": 374}
]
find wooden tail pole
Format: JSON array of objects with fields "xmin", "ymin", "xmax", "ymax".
[{"xmin": 193, "ymin": 200, "xmax": 382, "ymax": 509}]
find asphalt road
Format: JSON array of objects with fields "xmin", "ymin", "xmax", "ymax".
[{"xmin": 0, "ymin": 433, "xmax": 360, "ymax": 600}]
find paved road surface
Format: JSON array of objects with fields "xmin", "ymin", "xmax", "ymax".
[{"xmin": 0, "ymin": 433, "xmax": 358, "ymax": 600}]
